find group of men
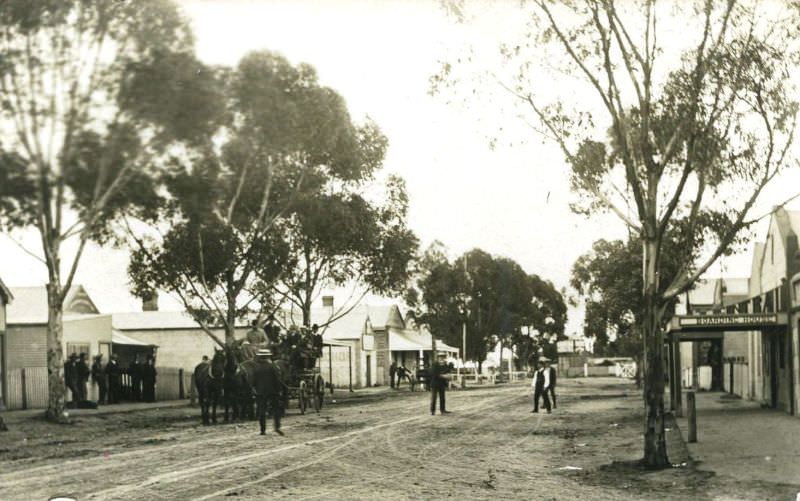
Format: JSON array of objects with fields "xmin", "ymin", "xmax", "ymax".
[
  {"xmin": 66, "ymin": 352, "xmax": 157, "ymax": 406},
  {"xmin": 530, "ymin": 356, "xmax": 557, "ymax": 413},
  {"xmin": 242, "ymin": 318, "xmax": 323, "ymax": 371}
]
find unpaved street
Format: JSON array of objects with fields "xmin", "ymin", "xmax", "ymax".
[{"xmin": 0, "ymin": 378, "xmax": 796, "ymax": 500}]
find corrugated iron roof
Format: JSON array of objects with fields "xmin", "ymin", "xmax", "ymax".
[{"xmin": 112, "ymin": 310, "xmax": 249, "ymax": 331}]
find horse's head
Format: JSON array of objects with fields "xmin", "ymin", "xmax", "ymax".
[
  {"xmin": 211, "ymin": 349, "xmax": 226, "ymax": 379},
  {"xmin": 222, "ymin": 345, "xmax": 241, "ymax": 376}
]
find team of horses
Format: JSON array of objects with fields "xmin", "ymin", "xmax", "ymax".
[{"xmin": 193, "ymin": 346, "xmax": 286, "ymax": 425}]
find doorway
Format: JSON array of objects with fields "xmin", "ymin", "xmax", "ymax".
[{"xmin": 366, "ymin": 355, "xmax": 371, "ymax": 387}]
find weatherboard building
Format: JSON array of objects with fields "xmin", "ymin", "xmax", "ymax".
[{"xmin": 668, "ymin": 207, "xmax": 800, "ymax": 417}]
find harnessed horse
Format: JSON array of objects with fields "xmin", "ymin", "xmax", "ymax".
[{"xmin": 193, "ymin": 350, "xmax": 224, "ymax": 425}]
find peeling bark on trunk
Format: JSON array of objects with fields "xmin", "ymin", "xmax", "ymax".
[
  {"xmin": 44, "ymin": 283, "xmax": 68, "ymax": 423},
  {"xmin": 642, "ymin": 239, "xmax": 669, "ymax": 468}
]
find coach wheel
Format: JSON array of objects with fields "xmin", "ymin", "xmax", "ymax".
[{"xmin": 298, "ymin": 381, "xmax": 307, "ymax": 415}]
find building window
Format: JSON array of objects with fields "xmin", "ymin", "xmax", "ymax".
[{"xmin": 66, "ymin": 343, "xmax": 90, "ymax": 357}]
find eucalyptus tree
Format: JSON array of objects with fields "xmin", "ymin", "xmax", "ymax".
[
  {"xmin": 436, "ymin": 0, "xmax": 799, "ymax": 466},
  {"xmin": 127, "ymin": 51, "xmax": 390, "ymax": 346},
  {"xmin": 0, "ymin": 0, "xmax": 221, "ymax": 421},
  {"xmin": 276, "ymin": 174, "xmax": 418, "ymax": 329}
]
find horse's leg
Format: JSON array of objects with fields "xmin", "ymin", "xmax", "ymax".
[
  {"xmin": 211, "ymin": 392, "xmax": 218, "ymax": 424},
  {"xmin": 223, "ymin": 390, "xmax": 230, "ymax": 423},
  {"xmin": 199, "ymin": 392, "xmax": 208, "ymax": 425}
]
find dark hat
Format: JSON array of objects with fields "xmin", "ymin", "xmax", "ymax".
[
  {"xmin": 256, "ymin": 348, "xmax": 272, "ymax": 357},
  {"xmin": 68, "ymin": 353, "xmax": 78, "ymax": 359}
]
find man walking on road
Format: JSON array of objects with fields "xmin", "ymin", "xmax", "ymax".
[
  {"xmin": 430, "ymin": 353, "xmax": 452, "ymax": 415},
  {"xmin": 545, "ymin": 359, "xmax": 557, "ymax": 409},
  {"xmin": 531, "ymin": 358, "xmax": 551, "ymax": 414},
  {"xmin": 252, "ymin": 348, "xmax": 284, "ymax": 436}
]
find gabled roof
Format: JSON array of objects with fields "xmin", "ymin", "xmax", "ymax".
[
  {"xmin": 687, "ymin": 279, "xmax": 717, "ymax": 306},
  {"xmin": 7, "ymin": 285, "xmax": 99, "ymax": 324},
  {"xmin": 0, "ymin": 277, "xmax": 12, "ymax": 304},
  {"xmin": 274, "ymin": 304, "xmax": 402, "ymax": 340},
  {"xmin": 749, "ymin": 242, "xmax": 765, "ymax": 297}
]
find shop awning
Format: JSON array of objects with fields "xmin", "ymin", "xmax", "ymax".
[
  {"xmin": 389, "ymin": 330, "xmax": 460, "ymax": 353},
  {"xmin": 112, "ymin": 329, "xmax": 157, "ymax": 347}
]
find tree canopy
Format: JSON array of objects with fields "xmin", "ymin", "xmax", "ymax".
[
  {"xmin": 0, "ymin": 0, "xmax": 222, "ymax": 421},
  {"xmin": 127, "ymin": 51, "xmax": 400, "ymax": 345},
  {"xmin": 408, "ymin": 244, "xmax": 566, "ymax": 367}
]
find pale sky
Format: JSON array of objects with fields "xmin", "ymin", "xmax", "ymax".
[{"xmin": 1, "ymin": 0, "xmax": 798, "ymax": 336}]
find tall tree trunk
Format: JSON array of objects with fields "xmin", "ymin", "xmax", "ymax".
[
  {"xmin": 642, "ymin": 239, "xmax": 669, "ymax": 468},
  {"xmin": 44, "ymin": 283, "xmax": 68, "ymax": 423},
  {"xmin": 225, "ymin": 275, "xmax": 237, "ymax": 346}
]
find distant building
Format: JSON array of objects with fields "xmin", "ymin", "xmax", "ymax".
[{"xmin": 557, "ymin": 337, "xmax": 595, "ymax": 354}]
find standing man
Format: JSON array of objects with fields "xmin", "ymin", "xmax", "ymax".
[
  {"xmin": 396, "ymin": 365, "xmax": 407, "ymax": 389},
  {"xmin": 545, "ymin": 359, "xmax": 557, "ymax": 409},
  {"xmin": 430, "ymin": 352, "xmax": 452, "ymax": 415},
  {"xmin": 531, "ymin": 358, "xmax": 551, "ymax": 414},
  {"xmin": 252, "ymin": 348, "xmax": 284, "ymax": 436},
  {"xmin": 129, "ymin": 355, "xmax": 142, "ymax": 401},
  {"xmin": 91, "ymin": 354, "xmax": 107, "ymax": 405},
  {"xmin": 389, "ymin": 361, "xmax": 397, "ymax": 389},
  {"xmin": 64, "ymin": 353, "xmax": 79, "ymax": 405},
  {"xmin": 76, "ymin": 353, "xmax": 90, "ymax": 403},
  {"xmin": 142, "ymin": 356, "xmax": 157, "ymax": 402},
  {"xmin": 106, "ymin": 353, "xmax": 122, "ymax": 404}
]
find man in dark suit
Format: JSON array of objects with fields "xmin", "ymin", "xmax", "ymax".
[
  {"xmin": 91, "ymin": 354, "xmax": 107, "ymax": 404},
  {"xmin": 430, "ymin": 353, "xmax": 452, "ymax": 415},
  {"xmin": 64, "ymin": 353, "xmax": 79, "ymax": 405},
  {"xmin": 76, "ymin": 353, "xmax": 90, "ymax": 402},
  {"xmin": 129, "ymin": 355, "xmax": 142, "ymax": 401},
  {"xmin": 106, "ymin": 354, "xmax": 122, "ymax": 404},
  {"xmin": 252, "ymin": 348, "xmax": 284, "ymax": 435},
  {"xmin": 531, "ymin": 358, "xmax": 551, "ymax": 414},
  {"xmin": 545, "ymin": 359, "xmax": 557, "ymax": 409},
  {"xmin": 142, "ymin": 356, "xmax": 157, "ymax": 402}
]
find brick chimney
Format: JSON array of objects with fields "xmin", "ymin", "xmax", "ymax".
[{"xmin": 142, "ymin": 291, "xmax": 159, "ymax": 312}]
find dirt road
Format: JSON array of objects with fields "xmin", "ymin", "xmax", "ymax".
[{"xmin": 1, "ymin": 378, "xmax": 796, "ymax": 500}]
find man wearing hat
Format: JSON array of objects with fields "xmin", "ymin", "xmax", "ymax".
[
  {"xmin": 252, "ymin": 348, "xmax": 284, "ymax": 436},
  {"xmin": 91, "ymin": 354, "xmax": 107, "ymax": 405},
  {"xmin": 531, "ymin": 357, "xmax": 552, "ymax": 414},
  {"xmin": 106, "ymin": 353, "xmax": 122, "ymax": 404},
  {"xmin": 429, "ymin": 352, "xmax": 452, "ymax": 415},
  {"xmin": 76, "ymin": 353, "xmax": 90, "ymax": 403},
  {"xmin": 545, "ymin": 358, "xmax": 557, "ymax": 409},
  {"xmin": 64, "ymin": 353, "xmax": 79, "ymax": 405}
]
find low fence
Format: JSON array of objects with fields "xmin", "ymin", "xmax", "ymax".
[{"xmin": 3, "ymin": 366, "xmax": 191, "ymax": 410}]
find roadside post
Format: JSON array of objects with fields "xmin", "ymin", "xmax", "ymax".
[{"xmin": 687, "ymin": 391, "xmax": 697, "ymax": 443}]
